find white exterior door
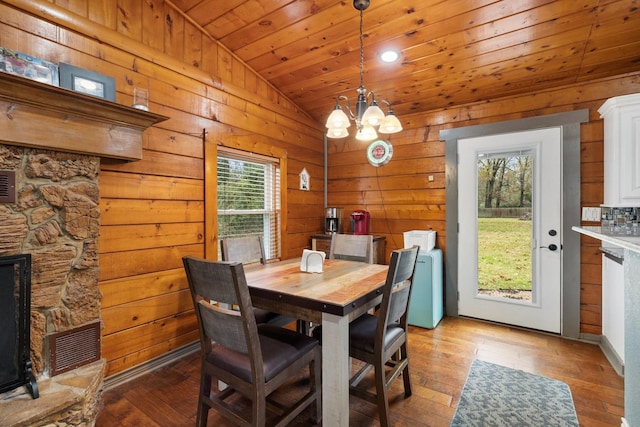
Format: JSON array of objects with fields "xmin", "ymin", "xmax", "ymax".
[{"xmin": 457, "ymin": 127, "xmax": 562, "ymax": 333}]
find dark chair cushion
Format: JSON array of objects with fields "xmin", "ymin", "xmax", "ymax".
[
  {"xmin": 209, "ymin": 324, "xmax": 318, "ymax": 383},
  {"xmin": 253, "ymin": 308, "xmax": 282, "ymax": 324},
  {"xmin": 348, "ymin": 314, "xmax": 404, "ymax": 354},
  {"xmin": 312, "ymin": 314, "xmax": 404, "ymax": 355}
]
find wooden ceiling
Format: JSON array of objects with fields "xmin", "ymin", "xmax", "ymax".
[{"xmin": 172, "ymin": 0, "xmax": 640, "ymax": 125}]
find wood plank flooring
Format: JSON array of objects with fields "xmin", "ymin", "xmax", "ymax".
[{"xmin": 96, "ymin": 317, "xmax": 624, "ymax": 426}]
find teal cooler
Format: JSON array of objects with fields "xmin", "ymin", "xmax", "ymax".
[{"xmin": 408, "ymin": 249, "xmax": 443, "ymax": 328}]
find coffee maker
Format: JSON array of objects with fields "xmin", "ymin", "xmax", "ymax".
[
  {"xmin": 350, "ymin": 210, "xmax": 370, "ymax": 235},
  {"xmin": 324, "ymin": 207, "xmax": 343, "ymax": 234}
]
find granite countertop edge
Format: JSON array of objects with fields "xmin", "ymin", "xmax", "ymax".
[{"xmin": 572, "ymin": 225, "xmax": 640, "ymax": 255}]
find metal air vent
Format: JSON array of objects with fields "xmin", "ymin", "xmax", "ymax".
[
  {"xmin": 49, "ymin": 321, "xmax": 101, "ymax": 376},
  {"xmin": 0, "ymin": 170, "xmax": 16, "ymax": 203}
]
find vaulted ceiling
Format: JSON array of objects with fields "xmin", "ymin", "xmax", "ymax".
[{"xmin": 172, "ymin": 0, "xmax": 640, "ymax": 125}]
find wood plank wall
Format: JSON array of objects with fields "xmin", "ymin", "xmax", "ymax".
[
  {"xmin": 327, "ymin": 71, "xmax": 640, "ymax": 336},
  {"xmin": 2, "ymin": 0, "xmax": 640, "ymax": 377},
  {"xmin": 0, "ymin": 0, "xmax": 325, "ymax": 377}
]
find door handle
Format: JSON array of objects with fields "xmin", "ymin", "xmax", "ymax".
[{"xmin": 540, "ymin": 244, "xmax": 558, "ymax": 251}]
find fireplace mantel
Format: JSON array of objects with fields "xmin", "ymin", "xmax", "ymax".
[{"xmin": 0, "ymin": 72, "xmax": 168, "ymax": 160}]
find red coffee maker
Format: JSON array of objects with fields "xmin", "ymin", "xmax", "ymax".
[{"xmin": 350, "ymin": 210, "xmax": 370, "ymax": 235}]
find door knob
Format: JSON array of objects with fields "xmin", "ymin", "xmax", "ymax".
[{"xmin": 540, "ymin": 244, "xmax": 558, "ymax": 251}]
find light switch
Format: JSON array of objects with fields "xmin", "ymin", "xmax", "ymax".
[
  {"xmin": 582, "ymin": 207, "xmax": 601, "ymax": 222},
  {"xmin": 591, "ymin": 207, "xmax": 602, "ymax": 221}
]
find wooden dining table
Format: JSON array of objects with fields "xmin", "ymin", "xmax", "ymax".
[{"xmin": 244, "ymin": 257, "xmax": 389, "ymax": 427}]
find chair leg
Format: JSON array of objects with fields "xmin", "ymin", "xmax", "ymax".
[
  {"xmin": 401, "ymin": 343, "xmax": 412, "ymax": 397},
  {"xmin": 375, "ymin": 360, "xmax": 391, "ymax": 427},
  {"xmin": 197, "ymin": 373, "xmax": 211, "ymax": 427},
  {"xmin": 252, "ymin": 386, "xmax": 267, "ymax": 427}
]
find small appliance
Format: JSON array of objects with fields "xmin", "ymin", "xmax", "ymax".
[
  {"xmin": 350, "ymin": 210, "xmax": 370, "ymax": 235},
  {"xmin": 325, "ymin": 207, "xmax": 343, "ymax": 234}
]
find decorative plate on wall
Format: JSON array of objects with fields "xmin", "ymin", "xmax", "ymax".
[{"xmin": 366, "ymin": 139, "xmax": 393, "ymax": 167}]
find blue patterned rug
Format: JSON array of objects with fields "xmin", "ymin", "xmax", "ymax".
[{"xmin": 450, "ymin": 360, "xmax": 579, "ymax": 427}]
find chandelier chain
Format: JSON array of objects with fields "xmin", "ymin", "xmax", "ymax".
[{"xmin": 359, "ymin": 8, "xmax": 364, "ymax": 89}]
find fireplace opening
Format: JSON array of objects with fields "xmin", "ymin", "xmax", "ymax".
[{"xmin": 0, "ymin": 254, "xmax": 38, "ymax": 399}]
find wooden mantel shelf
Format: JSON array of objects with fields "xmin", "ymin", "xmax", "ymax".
[{"xmin": 0, "ymin": 72, "xmax": 168, "ymax": 160}]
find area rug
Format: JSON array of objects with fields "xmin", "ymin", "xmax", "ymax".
[{"xmin": 450, "ymin": 360, "xmax": 579, "ymax": 427}]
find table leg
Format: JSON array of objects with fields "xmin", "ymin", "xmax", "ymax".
[{"xmin": 321, "ymin": 312, "xmax": 350, "ymax": 427}]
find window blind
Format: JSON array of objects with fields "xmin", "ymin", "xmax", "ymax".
[{"xmin": 217, "ymin": 149, "xmax": 281, "ymax": 260}]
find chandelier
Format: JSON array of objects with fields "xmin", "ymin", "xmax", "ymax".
[{"xmin": 325, "ymin": 0, "xmax": 403, "ymax": 141}]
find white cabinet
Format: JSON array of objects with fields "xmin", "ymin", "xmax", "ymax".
[
  {"xmin": 599, "ymin": 93, "xmax": 640, "ymax": 206},
  {"xmin": 602, "ymin": 252, "xmax": 625, "ymax": 365}
]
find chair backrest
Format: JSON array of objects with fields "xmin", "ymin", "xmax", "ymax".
[
  {"xmin": 220, "ymin": 236, "xmax": 266, "ymax": 265},
  {"xmin": 329, "ymin": 234, "xmax": 374, "ymax": 263},
  {"xmin": 182, "ymin": 256, "xmax": 262, "ymax": 368},
  {"xmin": 377, "ymin": 246, "xmax": 420, "ymax": 344}
]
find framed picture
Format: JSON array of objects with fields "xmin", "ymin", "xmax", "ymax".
[
  {"xmin": 59, "ymin": 62, "xmax": 116, "ymax": 101},
  {"xmin": 0, "ymin": 47, "xmax": 59, "ymax": 86}
]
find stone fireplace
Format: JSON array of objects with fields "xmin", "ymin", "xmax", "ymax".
[
  {"xmin": 0, "ymin": 144, "xmax": 104, "ymax": 426},
  {"xmin": 0, "ymin": 73, "xmax": 166, "ymax": 426}
]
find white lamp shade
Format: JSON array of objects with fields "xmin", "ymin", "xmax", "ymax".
[
  {"xmin": 378, "ymin": 113, "xmax": 403, "ymax": 134},
  {"xmin": 361, "ymin": 104, "xmax": 385, "ymax": 127},
  {"xmin": 327, "ymin": 127, "xmax": 349, "ymax": 138},
  {"xmin": 356, "ymin": 125, "xmax": 378, "ymax": 141},
  {"xmin": 325, "ymin": 108, "xmax": 351, "ymax": 129}
]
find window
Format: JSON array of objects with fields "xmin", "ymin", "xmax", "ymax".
[{"xmin": 217, "ymin": 148, "xmax": 281, "ymax": 260}]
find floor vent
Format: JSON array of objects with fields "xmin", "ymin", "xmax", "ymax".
[
  {"xmin": 49, "ymin": 322, "xmax": 101, "ymax": 376},
  {"xmin": 0, "ymin": 170, "xmax": 16, "ymax": 203}
]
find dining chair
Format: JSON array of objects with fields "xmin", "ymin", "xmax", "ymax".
[
  {"xmin": 220, "ymin": 235, "xmax": 266, "ymax": 265},
  {"xmin": 313, "ymin": 245, "xmax": 420, "ymax": 427},
  {"xmin": 220, "ymin": 236, "xmax": 291, "ymax": 326},
  {"xmin": 329, "ymin": 233, "xmax": 375, "ymax": 263},
  {"xmin": 182, "ymin": 256, "xmax": 322, "ymax": 427}
]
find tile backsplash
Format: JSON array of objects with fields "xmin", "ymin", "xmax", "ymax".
[{"xmin": 601, "ymin": 206, "xmax": 640, "ymax": 234}]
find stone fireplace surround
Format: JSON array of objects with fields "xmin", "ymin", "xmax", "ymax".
[
  {"xmin": 0, "ymin": 144, "xmax": 104, "ymax": 426},
  {"xmin": 0, "ymin": 74, "xmax": 166, "ymax": 426}
]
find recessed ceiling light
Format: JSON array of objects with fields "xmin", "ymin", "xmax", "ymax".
[{"xmin": 379, "ymin": 49, "xmax": 400, "ymax": 63}]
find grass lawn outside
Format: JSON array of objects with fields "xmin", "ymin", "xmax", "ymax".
[{"xmin": 477, "ymin": 217, "xmax": 532, "ymax": 291}]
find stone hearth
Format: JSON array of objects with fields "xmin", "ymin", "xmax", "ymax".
[
  {"xmin": 0, "ymin": 144, "xmax": 103, "ymax": 426},
  {"xmin": 0, "ymin": 360, "xmax": 105, "ymax": 426}
]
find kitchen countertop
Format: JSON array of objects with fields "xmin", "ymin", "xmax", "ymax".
[{"xmin": 572, "ymin": 225, "xmax": 640, "ymax": 253}]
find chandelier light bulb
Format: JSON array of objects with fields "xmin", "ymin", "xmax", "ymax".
[
  {"xmin": 328, "ymin": 127, "xmax": 349, "ymax": 138},
  {"xmin": 356, "ymin": 124, "xmax": 378, "ymax": 141},
  {"xmin": 361, "ymin": 102, "xmax": 385, "ymax": 126},
  {"xmin": 378, "ymin": 111, "xmax": 403, "ymax": 134},
  {"xmin": 325, "ymin": 107, "xmax": 351, "ymax": 129}
]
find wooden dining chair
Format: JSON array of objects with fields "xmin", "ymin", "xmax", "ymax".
[
  {"xmin": 220, "ymin": 236, "xmax": 291, "ymax": 326},
  {"xmin": 182, "ymin": 256, "xmax": 322, "ymax": 427},
  {"xmin": 329, "ymin": 234, "xmax": 374, "ymax": 263},
  {"xmin": 313, "ymin": 245, "xmax": 419, "ymax": 427},
  {"xmin": 220, "ymin": 235, "xmax": 267, "ymax": 265}
]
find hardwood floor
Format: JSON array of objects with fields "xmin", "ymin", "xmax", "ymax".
[{"xmin": 96, "ymin": 317, "xmax": 624, "ymax": 426}]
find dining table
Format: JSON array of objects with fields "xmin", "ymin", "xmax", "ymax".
[{"xmin": 244, "ymin": 257, "xmax": 389, "ymax": 427}]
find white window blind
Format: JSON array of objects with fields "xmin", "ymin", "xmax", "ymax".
[{"xmin": 217, "ymin": 148, "xmax": 281, "ymax": 260}]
